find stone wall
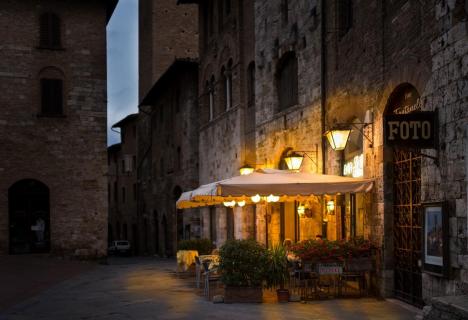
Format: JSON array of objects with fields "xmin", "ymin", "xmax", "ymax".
[
  {"xmin": 138, "ymin": 61, "xmax": 199, "ymax": 256},
  {"xmin": 421, "ymin": 295, "xmax": 468, "ymax": 320},
  {"xmin": 0, "ymin": 0, "xmax": 110, "ymax": 258},
  {"xmin": 194, "ymin": 0, "xmax": 256, "ymax": 245},
  {"xmin": 138, "ymin": 0, "xmax": 198, "ymax": 101}
]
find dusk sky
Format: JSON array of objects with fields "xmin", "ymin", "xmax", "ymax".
[{"xmin": 106, "ymin": 0, "xmax": 138, "ymax": 146}]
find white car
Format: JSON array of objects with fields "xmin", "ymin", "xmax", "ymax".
[{"xmin": 109, "ymin": 240, "xmax": 131, "ymax": 255}]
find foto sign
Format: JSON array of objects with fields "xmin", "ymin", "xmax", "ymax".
[{"xmin": 384, "ymin": 112, "xmax": 438, "ymax": 149}]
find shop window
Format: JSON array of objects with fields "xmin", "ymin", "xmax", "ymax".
[
  {"xmin": 247, "ymin": 61, "xmax": 255, "ymax": 107},
  {"xmin": 41, "ymin": 78, "xmax": 63, "ymax": 116},
  {"xmin": 337, "ymin": 0, "xmax": 353, "ymax": 38},
  {"xmin": 277, "ymin": 52, "xmax": 298, "ymax": 111},
  {"xmin": 39, "ymin": 12, "xmax": 61, "ymax": 48}
]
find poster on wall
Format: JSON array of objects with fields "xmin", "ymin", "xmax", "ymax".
[{"xmin": 422, "ymin": 202, "xmax": 449, "ymax": 277}]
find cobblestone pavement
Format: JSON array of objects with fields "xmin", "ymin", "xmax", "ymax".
[{"xmin": 0, "ymin": 257, "xmax": 420, "ymax": 320}]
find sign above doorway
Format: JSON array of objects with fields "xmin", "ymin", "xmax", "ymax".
[{"xmin": 384, "ymin": 111, "xmax": 438, "ymax": 149}]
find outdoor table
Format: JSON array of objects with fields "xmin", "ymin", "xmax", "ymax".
[{"xmin": 176, "ymin": 250, "xmax": 199, "ymax": 272}]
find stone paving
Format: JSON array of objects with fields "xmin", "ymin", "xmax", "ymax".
[{"xmin": 0, "ymin": 257, "xmax": 420, "ymax": 320}]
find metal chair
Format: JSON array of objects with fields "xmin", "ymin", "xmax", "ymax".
[{"xmin": 202, "ymin": 261, "xmax": 220, "ymax": 300}]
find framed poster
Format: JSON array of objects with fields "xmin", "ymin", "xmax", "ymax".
[{"xmin": 422, "ymin": 202, "xmax": 449, "ymax": 277}]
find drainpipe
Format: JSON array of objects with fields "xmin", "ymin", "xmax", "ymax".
[{"xmin": 320, "ymin": 0, "xmax": 327, "ymax": 175}]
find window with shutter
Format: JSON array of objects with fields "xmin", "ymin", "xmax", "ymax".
[
  {"xmin": 41, "ymin": 78, "xmax": 63, "ymax": 115},
  {"xmin": 277, "ymin": 52, "xmax": 298, "ymax": 111},
  {"xmin": 39, "ymin": 12, "xmax": 61, "ymax": 48},
  {"xmin": 247, "ymin": 62, "xmax": 255, "ymax": 107}
]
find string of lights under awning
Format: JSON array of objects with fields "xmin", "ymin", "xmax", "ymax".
[{"xmin": 176, "ymin": 169, "xmax": 374, "ymax": 209}]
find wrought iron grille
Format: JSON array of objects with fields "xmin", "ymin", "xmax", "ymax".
[{"xmin": 393, "ymin": 148, "xmax": 423, "ymax": 307}]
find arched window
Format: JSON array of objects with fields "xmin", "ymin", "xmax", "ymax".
[
  {"xmin": 40, "ymin": 12, "xmax": 61, "ymax": 48},
  {"xmin": 247, "ymin": 61, "xmax": 255, "ymax": 107},
  {"xmin": 277, "ymin": 52, "xmax": 298, "ymax": 111},
  {"xmin": 208, "ymin": 76, "xmax": 215, "ymax": 120},
  {"xmin": 221, "ymin": 62, "xmax": 233, "ymax": 111},
  {"xmin": 39, "ymin": 67, "xmax": 64, "ymax": 116}
]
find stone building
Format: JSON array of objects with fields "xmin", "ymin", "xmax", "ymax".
[
  {"xmin": 0, "ymin": 0, "xmax": 117, "ymax": 258},
  {"xmin": 176, "ymin": 0, "xmax": 467, "ymax": 307},
  {"xmin": 108, "ymin": 114, "xmax": 139, "ymax": 254},
  {"xmin": 178, "ymin": 0, "xmax": 256, "ymax": 247},
  {"xmin": 138, "ymin": 60, "xmax": 199, "ymax": 257},
  {"xmin": 138, "ymin": 0, "xmax": 198, "ymax": 101},
  {"xmin": 319, "ymin": 0, "xmax": 468, "ymax": 305}
]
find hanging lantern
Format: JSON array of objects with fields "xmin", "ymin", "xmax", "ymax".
[
  {"xmin": 266, "ymin": 194, "xmax": 279, "ymax": 203},
  {"xmin": 223, "ymin": 200, "xmax": 236, "ymax": 208},
  {"xmin": 284, "ymin": 152, "xmax": 304, "ymax": 171},
  {"xmin": 324, "ymin": 128, "xmax": 351, "ymax": 151}
]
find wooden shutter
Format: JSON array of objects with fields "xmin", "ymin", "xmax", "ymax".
[{"xmin": 39, "ymin": 13, "xmax": 61, "ymax": 47}]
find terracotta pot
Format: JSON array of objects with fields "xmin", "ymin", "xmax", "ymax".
[
  {"xmin": 224, "ymin": 286, "xmax": 263, "ymax": 303},
  {"xmin": 276, "ymin": 288, "xmax": 290, "ymax": 303}
]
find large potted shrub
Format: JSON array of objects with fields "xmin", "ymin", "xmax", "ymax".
[
  {"xmin": 265, "ymin": 245, "xmax": 290, "ymax": 302},
  {"xmin": 219, "ymin": 239, "xmax": 268, "ymax": 303}
]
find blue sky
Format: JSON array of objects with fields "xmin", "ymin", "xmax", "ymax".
[{"xmin": 106, "ymin": 0, "xmax": 138, "ymax": 146}]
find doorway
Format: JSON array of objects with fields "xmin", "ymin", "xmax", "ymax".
[
  {"xmin": 386, "ymin": 84, "xmax": 423, "ymax": 306},
  {"xmin": 9, "ymin": 179, "xmax": 50, "ymax": 254}
]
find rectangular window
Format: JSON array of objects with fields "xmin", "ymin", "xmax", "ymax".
[
  {"xmin": 122, "ymin": 187, "xmax": 126, "ymax": 204},
  {"xmin": 41, "ymin": 78, "xmax": 63, "ymax": 115},
  {"xmin": 133, "ymin": 155, "xmax": 136, "ymax": 171},
  {"xmin": 133, "ymin": 183, "xmax": 137, "ymax": 201},
  {"xmin": 121, "ymin": 160, "xmax": 125, "ymax": 174},
  {"xmin": 40, "ymin": 13, "xmax": 61, "ymax": 48},
  {"xmin": 114, "ymin": 182, "xmax": 118, "ymax": 203}
]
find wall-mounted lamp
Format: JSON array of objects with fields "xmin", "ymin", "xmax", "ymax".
[
  {"xmin": 223, "ymin": 200, "xmax": 236, "ymax": 208},
  {"xmin": 239, "ymin": 164, "xmax": 254, "ymax": 175},
  {"xmin": 324, "ymin": 110, "xmax": 374, "ymax": 151},
  {"xmin": 283, "ymin": 145, "xmax": 319, "ymax": 171},
  {"xmin": 251, "ymin": 194, "xmax": 261, "ymax": 203},
  {"xmin": 324, "ymin": 128, "xmax": 351, "ymax": 151},
  {"xmin": 326, "ymin": 200, "xmax": 335, "ymax": 215},
  {"xmin": 297, "ymin": 204, "xmax": 306, "ymax": 217}
]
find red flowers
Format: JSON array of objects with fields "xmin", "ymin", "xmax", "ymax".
[{"xmin": 290, "ymin": 238, "xmax": 375, "ymax": 262}]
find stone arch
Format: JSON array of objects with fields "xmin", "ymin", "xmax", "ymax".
[{"xmin": 8, "ymin": 179, "xmax": 50, "ymax": 254}]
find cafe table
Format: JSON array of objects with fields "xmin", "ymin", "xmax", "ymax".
[{"xmin": 176, "ymin": 250, "xmax": 199, "ymax": 272}]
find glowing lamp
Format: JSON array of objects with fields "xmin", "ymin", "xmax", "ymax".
[
  {"xmin": 266, "ymin": 194, "xmax": 279, "ymax": 203},
  {"xmin": 251, "ymin": 194, "xmax": 261, "ymax": 203},
  {"xmin": 237, "ymin": 200, "xmax": 246, "ymax": 207},
  {"xmin": 297, "ymin": 205, "xmax": 305, "ymax": 217},
  {"xmin": 284, "ymin": 152, "xmax": 304, "ymax": 171},
  {"xmin": 326, "ymin": 200, "xmax": 335, "ymax": 214},
  {"xmin": 239, "ymin": 164, "xmax": 254, "ymax": 175},
  {"xmin": 324, "ymin": 129, "xmax": 351, "ymax": 151},
  {"xmin": 223, "ymin": 200, "xmax": 236, "ymax": 208}
]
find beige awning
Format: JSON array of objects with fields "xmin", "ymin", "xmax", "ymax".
[{"xmin": 176, "ymin": 169, "xmax": 374, "ymax": 209}]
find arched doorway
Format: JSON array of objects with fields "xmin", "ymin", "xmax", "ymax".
[
  {"xmin": 9, "ymin": 179, "xmax": 50, "ymax": 254},
  {"xmin": 385, "ymin": 83, "xmax": 423, "ymax": 306}
]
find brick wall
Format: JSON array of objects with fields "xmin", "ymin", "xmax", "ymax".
[{"xmin": 0, "ymin": 0, "xmax": 110, "ymax": 258}]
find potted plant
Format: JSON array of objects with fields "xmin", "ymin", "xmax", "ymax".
[
  {"xmin": 218, "ymin": 239, "xmax": 268, "ymax": 303},
  {"xmin": 265, "ymin": 245, "xmax": 290, "ymax": 302}
]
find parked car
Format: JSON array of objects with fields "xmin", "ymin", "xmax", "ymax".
[{"xmin": 108, "ymin": 240, "xmax": 131, "ymax": 255}]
